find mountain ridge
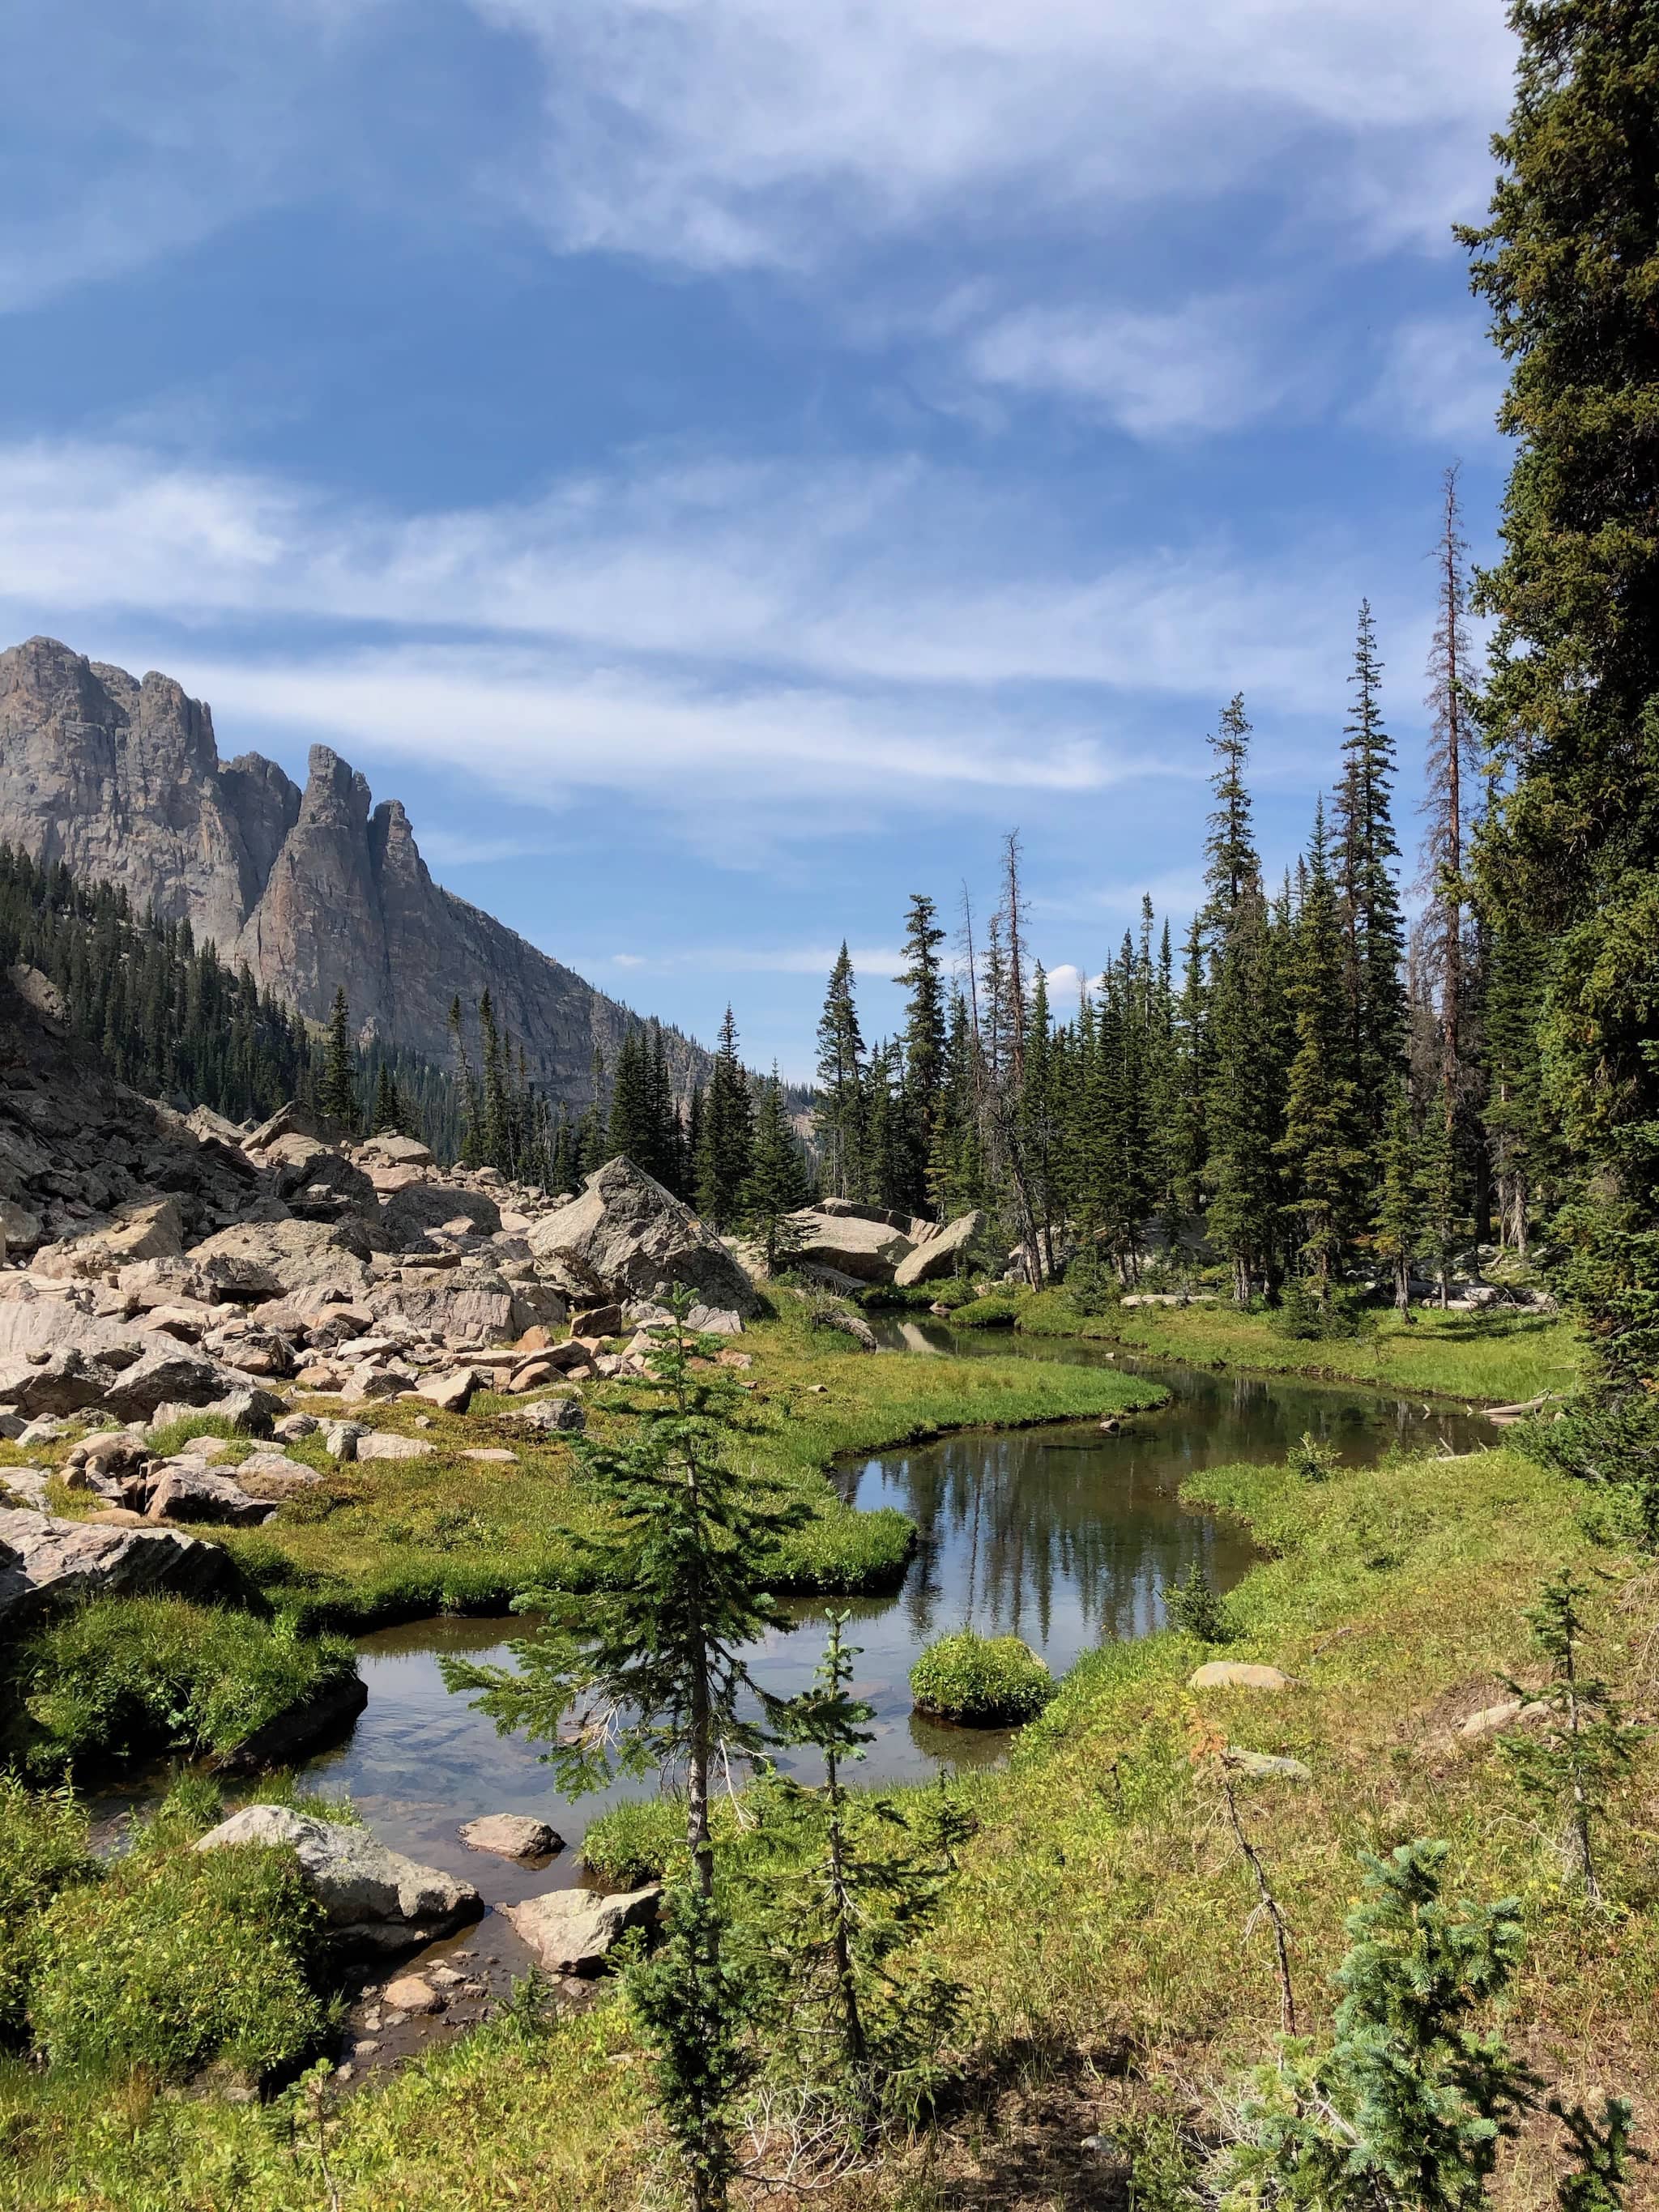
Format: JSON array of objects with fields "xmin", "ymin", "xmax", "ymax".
[{"xmin": 0, "ymin": 636, "xmax": 709, "ymax": 1106}]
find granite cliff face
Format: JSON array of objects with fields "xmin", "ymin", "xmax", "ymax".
[{"xmin": 0, "ymin": 637, "xmax": 704, "ymax": 1105}]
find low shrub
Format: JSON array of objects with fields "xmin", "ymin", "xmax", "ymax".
[
  {"xmin": 950, "ymin": 1293, "xmax": 1024, "ymax": 1330},
  {"xmin": 1287, "ymin": 1430, "xmax": 1343, "ymax": 1483},
  {"xmin": 1062, "ymin": 1250, "xmax": 1120, "ymax": 1316},
  {"xmin": 31, "ymin": 1831, "xmax": 327, "ymax": 2082},
  {"xmin": 855, "ymin": 1279, "xmax": 977, "ymax": 1312},
  {"xmin": 1270, "ymin": 1279, "xmax": 1375, "ymax": 1341},
  {"xmin": 581, "ymin": 1795, "xmax": 707, "ymax": 1886},
  {"xmin": 910, "ymin": 1630, "xmax": 1056, "ymax": 1725},
  {"xmin": 1162, "ymin": 1564, "xmax": 1232, "ymax": 1643},
  {"xmin": 12, "ymin": 1596, "xmax": 360, "ymax": 1774},
  {"xmin": 0, "ymin": 1779, "xmax": 96, "ymax": 2046}
]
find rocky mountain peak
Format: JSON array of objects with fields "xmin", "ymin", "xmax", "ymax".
[{"xmin": 0, "ymin": 637, "xmax": 708, "ymax": 1105}]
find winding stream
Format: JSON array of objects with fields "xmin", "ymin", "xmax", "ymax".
[{"xmin": 291, "ymin": 1330, "xmax": 1492, "ymax": 1889}]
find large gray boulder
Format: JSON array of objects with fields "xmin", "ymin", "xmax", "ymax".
[
  {"xmin": 790, "ymin": 1208, "xmax": 915, "ymax": 1284},
  {"xmin": 189, "ymin": 1218, "xmax": 372, "ymax": 1305},
  {"xmin": 0, "ymin": 1507, "xmax": 254, "ymax": 1630},
  {"xmin": 893, "ymin": 1210, "xmax": 987, "ymax": 1287},
  {"xmin": 527, "ymin": 1157, "xmax": 761, "ymax": 1316},
  {"xmin": 143, "ymin": 1463, "xmax": 271, "ymax": 1525},
  {"xmin": 30, "ymin": 1196, "xmax": 186, "ymax": 1279},
  {"xmin": 379, "ymin": 1180, "xmax": 502, "ymax": 1249},
  {"xmin": 194, "ymin": 1805, "xmax": 483, "ymax": 1950},
  {"xmin": 371, "ymin": 1263, "xmax": 544, "ymax": 1344},
  {"xmin": 501, "ymin": 1884, "xmax": 659, "ymax": 1975}
]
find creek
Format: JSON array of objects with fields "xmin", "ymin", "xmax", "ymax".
[{"xmin": 288, "ymin": 1328, "xmax": 1491, "ymax": 1908}]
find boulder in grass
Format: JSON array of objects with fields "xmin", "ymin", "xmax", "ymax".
[
  {"xmin": 893, "ymin": 1210, "xmax": 987, "ymax": 1289},
  {"xmin": 417, "ymin": 1367, "xmax": 480, "ymax": 1414},
  {"xmin": 1223, "ymin": 1748, "xmax": 1311, "ymax": 1783},
  {"xmin": 0, "ymin": 1507, "xmax": 254, "ymax": 1630},
  {"xmin": 354, "ymin": 1430, "xmax": 435, "ymax": 1461},
  {"xmin": 510, "ymin": 1396, "xmax": 585, "ymax": 1435},
  {"xmin": 526, "ymin": 1157, "xmax": 761, "ymax": 1317},
  {"xmin": 194, "ymin": 1805, "xmax": 483, "ymax": 1951},
  {"xmin": 1188, "ymin": 1661, "xmax": 1294, "ymax": 1693},
  {"xmin": 500, "ymin": 1884, "xmax": 659, "ymax": 1975},
  {"xmin": 143, "ymin": 1464, "xmax": 271, "ymax": 1525},
  {"xmin": 789, "ymin": 1208, "xmax": 915, "ymax": 1284}
]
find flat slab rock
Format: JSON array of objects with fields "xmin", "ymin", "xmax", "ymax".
[
  {"xmin": 458, "ymin": 1813, "xmax": 564, "ymax": 1860},
  {"xmin": 194, "ymin": 1805, "xmax": 482, "ymax": 1950},
  {"xmin": 1188, "ymin": 1661, "xmax": 1294, "ymax": 1692},
  {"xmin": 354, "ymin": 1430, "xmax": 435, "ymax": 1460},
  {"xmin": 0, "ymin": 1506, "xmax": 252, "ymax": 1629},
  {"xmin": 500, "ymin": 1884, "xmax": 659, "ymax": 1975}
]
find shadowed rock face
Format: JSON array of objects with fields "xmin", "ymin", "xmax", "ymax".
[{"xmin": 0, "ymin": 637, "xmax": 708, "ymax": 1107}]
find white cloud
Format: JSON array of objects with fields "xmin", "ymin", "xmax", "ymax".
[
  {"xmin": 1357, "ymin": 313, "xmax": 1508, "ymax": 445},
  {"xmin": 474, "ymin": 0, "xmax": 1512, "ymax": 271},
  {"xmin": 966, "ymin": 295, "xmax": 1301, "ymax": 439},
  {"xmin": 0, "ymin": 437, "xmax": 1371, "ymax": 714}
]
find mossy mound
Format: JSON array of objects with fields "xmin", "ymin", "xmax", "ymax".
[{"xmin": 910, "ymin": 1629, "xmax": 1056, "ymax": 1726}]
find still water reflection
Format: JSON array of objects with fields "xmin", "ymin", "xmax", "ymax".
[{"xmin": 292, "ymin": 1335, "xmax": 1490, "ymax": 1872}]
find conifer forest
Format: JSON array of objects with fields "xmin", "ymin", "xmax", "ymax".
[{"xmin": 5, "ymin": 6, "xmax": 1659, "ymax": 2212}]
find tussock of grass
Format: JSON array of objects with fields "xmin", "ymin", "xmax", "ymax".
[
  {"xmin": 910, "ymin": 1628, "xmax": 1056, "ymax": 1724},
  {"xmin": 6, "ymin": 1597, "xmax": 359, "ymax": 1775}
]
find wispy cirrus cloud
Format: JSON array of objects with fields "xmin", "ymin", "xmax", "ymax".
[
  {"xmin": 473, "ymin": 0, "xmax": 1512, "ymax": 270},
  {"xmin": 0, "ymin": 437, "xmax": 1378, "ymax": 714}
]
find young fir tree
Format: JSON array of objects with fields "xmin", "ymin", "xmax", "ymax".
[
  {"xmin": 695, "ymin": 1007, "xmax": 754, "ymax": 1232},
  {"xmin": 741, "ymin": 1070, "xmax": 809, "ymax": 1272},
  {"xmin": 1333, "ymin": 601, "xmax": 1407, "ymax": 1153},
  {"xmin": 1372, "ymin": 1082, "xmax": 1425, "ymax": 1316},
  {"xmin": 478, "ymin": 991, "xmax": 512, "ymax": 1173},
  {"xmin": 894, "ymin": 893, "xmax": 948, "ymax": 1217},
  {"xmin": 1498, "ymin": 1570, "xmax": 1644, "ymax": 1905},
  {"xmin": 1277, "ymin": 803, "xmax": 1363, "ymax": 1304},
  {"xmin": 370, "ymin": 1061, "xmax": 404, "ymax": 1136},
  {"xmin": 814, "ymin": 944, "xmax": 866, "ymax": 1201},
  {"xmin": 448, "ymin": 995, "xmax": 484, "ymax": 1168},
  {"xmin": 1462, "ymin": 0, "xmax": 1659, "ymax": 1464},
  {"xmin": 442, "ymin": 1291, "xmax": 808, "ymax": 2212},
  {"xmin": 1218, "ymin": 1839, "xmax": 1537, "ymax": 2212},
  {"xmin": 1480, "ymin": 918, "xmax": 1551, "ymax": 1257},
  {"xmin": 607, "ymin": 1028, "xmax": 659, "ymax": 1173},
  {"xmin": 755, "ymin": 1613, "xmax": 969, "ymax": 2133},
  {"xmin": 318, "ymin": 987, "xmax": 359, "ymax": 1133}
]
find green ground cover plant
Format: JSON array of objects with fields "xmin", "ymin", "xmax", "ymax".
[
  {"xmin": 909, "ymin": 1629, "xmax": 1056, "ymax": 1724},
  {"xmin": 5, "ymin": 1596, "xmax": 359, "ymax": 1776},
  {"xmin": 1014, "ymin": 1285, "xmax": 1579, "ymax": 1404}
]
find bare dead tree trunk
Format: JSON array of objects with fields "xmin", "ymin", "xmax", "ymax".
[
  {"xmin": 1000, "ymin": 830, "xmax": 1029, "ymax": 1094},
  {"xmin": 1422, "ymin": 463, "xmax": 1474, "ymax": 1139}
]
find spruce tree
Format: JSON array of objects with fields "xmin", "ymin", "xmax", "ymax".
[
  {"xmin": 813, "ymin": 945, "xmax": 866, "ymax": 1201},
  {"xmin": 696, "ymin": 1007, "xmax": 754, "ymax": 1231},
  {"xmin": 319, "ymin": 987, "xmax": 358, "ymax": 1132},
  {"xmin": 1463, "ymin": 0, "xmax": 1659, "ymax": 1443},
  {"xmin": 894, "ymin": 893, "xmax": 947, "ymax": 1215},
  {"xmin": 1278, "ymin": 804, "xmax": 1363, "ymax": 1303},
  {"xmin": 1333, "ymin": 601, "xmax": 1407, "ymax": 1149},
  {"xmin": 742, "ymin": 1070, "xmax": 809, "ymax": 1271},
  {"xmin": 443, "ymin": 1293, "xmax": 808, "ymax": 2212},
  {"xmin": 607, "ymin": 1028, "xmax": 659, "ymax": 1173},
  {"xmin": 1373, "ymin": 1083, "xmax": 1425, "ymax": 1315}
]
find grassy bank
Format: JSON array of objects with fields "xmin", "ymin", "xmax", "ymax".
[
  {"xmin": 177, "ymin": 1306, "xmax": 1166, "ymax": 1631},
  {"xmin": 1011, "ymin": 1285, "xmax": 1580, "ymax": 1404},
  {"xmin": 6, "ymin": 1420, "xmax": 1653, "ymax": 2209},
  {"xmin": 3, "ymin": 1597, "xmax": 359, "ymax": 1777}
]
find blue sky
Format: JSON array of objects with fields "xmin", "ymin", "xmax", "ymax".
[{"xmin": 0, "ymin": 0, "xmax": 1516, "ymax": 1079}]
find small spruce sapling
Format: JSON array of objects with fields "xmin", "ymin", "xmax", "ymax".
[
  {"xmin": 1498, "ymin": 1569, "xmax": 1643, "ymax": 1904},
  {"xmin": 1217, "ymin": 1839, "xmax": 1537, "ymax": 2212},
  {"xmin": 1164, "ymin": 1563, "xmax": 1231, "ymax": 1643},
  {"xmin": 441, "ymin": 1288, "xmax": 808, "ymax": 2212},
  {"xmin": 754, "ymin": 1612, "xmax": 970, "ymax": 2134}
]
